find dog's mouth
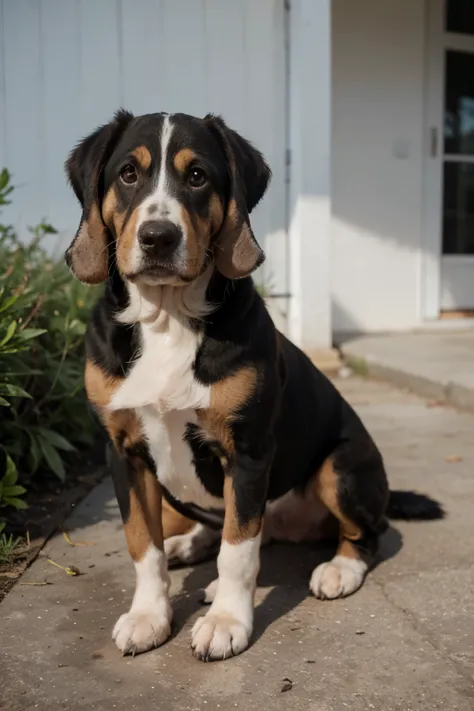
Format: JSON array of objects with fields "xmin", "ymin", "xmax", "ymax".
[{"xmin": 127, "ymin": 262, "xmax": 194, "ymax": 286}]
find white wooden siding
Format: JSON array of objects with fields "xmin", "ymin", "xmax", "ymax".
[{"xmin": 0, "ymin": 0, "xmax": 288, "ymax": 307}]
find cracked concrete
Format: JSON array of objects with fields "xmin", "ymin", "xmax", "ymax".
[{"xmin": 1, "ymin": 377, "xmax": 474, "ymax": 710}]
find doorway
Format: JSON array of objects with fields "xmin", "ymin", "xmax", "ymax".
[{"xmin": 425, "ymin": 0, "xmax": 474, "ymax": 316}]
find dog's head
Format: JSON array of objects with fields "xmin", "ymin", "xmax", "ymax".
[{"xmin": 65, "ymin": 111, "xmax": 271, "ymax": 286}]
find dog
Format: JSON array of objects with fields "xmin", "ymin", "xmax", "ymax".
[{"xmin": 65, "ymin": 110, "xmax": 443, "ymax": 662}]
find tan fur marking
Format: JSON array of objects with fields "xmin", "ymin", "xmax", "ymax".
[
  {"xmin": 85, "ymin": 361, "xmax": 161, "ymax": 562},
  {"xmin": 162, "ymin": 499, "xmax": 195, "ymax": 540},
  {"xmin": 210, "ymin": 367, "xmax": 257, "ymax": 415},
  {"xmin": 102, "ymin": 186, "xmax": 117, "ymax": 228},
  {"xmin": 337, "ymin": 537, "xmax": 361, "ymax": 560},
  {"xmin": 124, "ymin": 463, "xmax": 164, "ymax": 561},
  {"xmin": 84, "ymin": 359, "xmax": 121, "ymax": 410},
  {"xmin": 197, "ymin": 368, "xmax": 257, "ymax": 456},
  {"xmin": 84, "ymin": 360, "xmax": 141, "ymax": 450},
  {"xmin": 179, "ymin": 203, "xmax": 215, "ymax": 280},
  {"xmin": 102, "ymin": 186, "xmax": 127, "ymax": 241},
  {"xmin": 214, "ymin": 199, "xmax": 262, "ymax": 279},
  {"xmin": 131, "ymin": 145, "xmax": 152, "ymax": 171},
  {"xmin": 116, "ymin": 208, "xmax": 139, "ymax": 274},
  {"xmin": 209, "ymin": 193, "xmax": 224, "ymax": 235},
  {"xmin": 222, "ymin": 477, "xmax": 262, "ymax": 544},
  {"xmin": 312, "ymin": 458, "xmax": 362, "ymax": 541},
  {"xmin": 173, "ymin": 148, "xmax": 195, "ymax": 173},
  {"xmin": 68, "ymin": 202, "xmax": 109, "ymax": 284},
  {"xmin": 180, "ymin": 205, "xmax": 200, "ymax": 273}
]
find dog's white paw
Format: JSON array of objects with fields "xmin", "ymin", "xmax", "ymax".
[
  {"xmin": 191, "ymin": 613, "xmax": 250, "ymax": 661},
  {"xmin": 310, "ymin": 555, "xmax": 367, "ymax": 600},
  {"xmin": 113, "ymin": 605, "xmax": 172, "ymax": 655}
]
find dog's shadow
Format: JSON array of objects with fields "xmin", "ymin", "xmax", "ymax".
[{"xmin": 170, "ymin": 525, "xmax": 403, "ymax": 644}]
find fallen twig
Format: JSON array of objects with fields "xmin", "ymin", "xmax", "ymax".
[
  {"xmin": 61, "ymin": 529, "xmax": 96, "ymax": 547},
  {"xmin": 47, "ymin": 558, "xmax": 82, "ymax": 576}
]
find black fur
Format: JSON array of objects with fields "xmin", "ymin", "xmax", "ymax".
[
  {"xmin": 387, "ymin": 491, "xmax": 445, "ymax": 520},
  {"xmin": 69, "ymin": 111, "xmax": 443, "ymax": 548}
]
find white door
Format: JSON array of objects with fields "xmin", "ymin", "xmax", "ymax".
[
  {"xmin": 0, "ymin": 0, "xmax": 289, "ymax": 329},
  {"xmin": 426, "ymin": 0, "xmax": 474, "ymax": 314}
]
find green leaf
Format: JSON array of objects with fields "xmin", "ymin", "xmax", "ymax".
[
  {"xmin": 40, "ymin": 223, "xmax": 58, "ymax": 235},
  {"xmin": 18, "ymin": 328, "xmax": 47, "ymax": 341},
  {"xmin": 39, "ymin": 439, "xmax": 65, "ymax": 481},
  {"xmin": 0, "ymin": 383, "xmax": 31, "ymax": 398},
  {"xmin": 36, "ymin": 428, "xmax": 76, "ymax": 452},
  {"xmin": 0, "ymin": 293, "xmax": 18, "ymax": 314},
  {"xmin": 0, "ymin": 522, "xmax": 6, "ymax": 534},
  {"xmin": 0, "ymin": 168, "xmax": 10, "ymax": 191},
  {"xmin": 2, "ymin": 497, "xmax": 28, "ymax": 510},
  {"xmin": 3, "ymin": 485, "xmax": 27, "ymax": 497},
  {"xmin": 28, "ymin": 434, "xmax": 42, "ymax": 474},
  {"xmin": 0, "ymin": 397, "xmax": 10, "ymax": 407},
  {"xmin": 2, "ymin": 455, "xmax": 18, "ymax": 487},
  {"xmin": 0, "ymin": 320, "xmax": 17, "ymax": 347}
]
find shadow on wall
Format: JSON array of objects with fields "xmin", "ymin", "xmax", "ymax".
[{"xmin": 330, "ymin": 0, "xmax": 435, "ymax": 335}]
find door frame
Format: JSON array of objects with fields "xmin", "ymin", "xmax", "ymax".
[
  {"xmin": 422, "ymin": 0, "xmax": 474, "ymax": 319},
  {"xmin": 421, "ymin": 0, "xmax": 444, "ymax": 321}
]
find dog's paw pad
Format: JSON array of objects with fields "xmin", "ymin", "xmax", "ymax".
[
  {"xmin": 113, "ymin": 609, "xmax": 171, "ymax": 656},
  {"xmin": 191, "ymin": 613, "xmax": 249, "ymax": 661},
  {"xmin": 310, "ymin": 556, "xmax": 367, "ymax": 600}
]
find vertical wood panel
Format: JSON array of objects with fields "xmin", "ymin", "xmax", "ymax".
[
  {"xmin": 78, "ymin": 0, "xmax": 121, "ymax": 130},
  {"xmin": 0, "ymin": 0, "xmax": 288, "ymax": 306},
  {"xmin": 40, "ymin": 0, "xmax": 81, "ymax": 232},
  {"xmin": 0, "ymin": 0, "xmax": 5, "ymax": 166},
  {"xmin": 203, "ymin": 0, "xmax": 246, "ymax": 130},
  {"xmin": 241, "ymin": 0, "xmax": 287, "ymax": 295},
  {"xmin": 162, "ymin": 0, "xmax": 206, "ymax": 115},
  {"xmin": 121, "ymin": 0, "xmax": 164, "ymax": 115},
  {"xmin": 2, "ymin": 0, "xmax": 43, "ymax": 230}
]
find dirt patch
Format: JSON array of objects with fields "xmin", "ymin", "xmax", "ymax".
[{"xmin": 0, "ymin": 437, "xmax": 108, "ymax": 601}]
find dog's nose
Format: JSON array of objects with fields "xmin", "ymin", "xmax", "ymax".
[{"xmin": 138, "ymin": 220, "xmax": 182, "ymax": 258}]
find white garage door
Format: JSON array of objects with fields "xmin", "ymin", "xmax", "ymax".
[{"xmin": 0, "ymin": 0, "xmax": 289, "ymax": 326}]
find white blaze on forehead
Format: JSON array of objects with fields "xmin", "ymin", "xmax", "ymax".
[
  {"xmin": 154, "ymin": 114, "xmax": 174, "ymax": 215},
  {"xmin": 140, "ymin": 115, "xmax": 182, "ymax": 221},
  {"xmin": 131, "ymin": 114, "xmax": 188, "ymax": 271}
]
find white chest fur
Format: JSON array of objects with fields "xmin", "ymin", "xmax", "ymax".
[
  {"xmin": 108, "ymin": 283, "xmax": 223, "ymax": 509},
  {"xmin": 109, "ymin": 313, "xmax": 210, "ymax": 413},
  {"xmin": 139, "ymin": 406, "xmax": 223, "ymax": 508}
]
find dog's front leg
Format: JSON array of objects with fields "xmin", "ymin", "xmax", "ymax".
[
  {"xmin": 191, "ymin": 444, "xmax": 271, "ymax": 661},
  {"xmin": 110, "ymin": 450, "xmax": 172, "ymax": 656}
]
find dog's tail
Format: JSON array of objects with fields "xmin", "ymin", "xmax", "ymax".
[{"xmin": 387, "ymin": 490, "xmax": 444, "ymax": 521}]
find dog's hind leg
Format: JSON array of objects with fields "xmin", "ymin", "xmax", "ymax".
[
  {"xmin": 308, "ymin": 438, "xmax": 389, "ymax": 600},
  {"xmin": 165, "ymin": 523, "xmax": 221, "ymax": 566}
]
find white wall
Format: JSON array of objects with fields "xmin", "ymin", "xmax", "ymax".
[
  {"xmin": 331, "ymin": 0, "xmax": 426, "ymax": 334},
  {"xmin": 288, "ymin": 0, "xmax": 332, "ymax": 351},
  {"xmin": 0, "ymin": 0, "xmax": 288, "ymax": 327}
]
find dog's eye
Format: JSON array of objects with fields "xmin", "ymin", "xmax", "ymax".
[
  {"xmin": 120, "ymin": 164, "xmax": 138, "ymax": 186},
  {"xmin": 187, "ymin": 167, "xmax": 208, "ymax": 189}
]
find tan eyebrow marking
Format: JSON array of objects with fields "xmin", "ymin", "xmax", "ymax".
[
  {"xmin": 131, "ymin": 146, "xmax": 152, "ymax": 171},
  {"xmin": 173, "ymin": 148, "xmax": 196, "ymax": 173}
]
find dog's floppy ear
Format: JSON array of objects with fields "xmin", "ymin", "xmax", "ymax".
[
  {"xmin": 65, "ymin": 109, "xmax": 133, "ymax": 284},
  {"xmin": 205, "ymin": 115, "xmax": 271, "ymax": 279}
]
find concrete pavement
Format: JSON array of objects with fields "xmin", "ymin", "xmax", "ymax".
[
  {"xmin": 341, "ymin": 330, "xmax": 474, "ymax": 412},
  {"xmin": 1, "ymin": 377, "xmax": 474, "ymax": 711}
]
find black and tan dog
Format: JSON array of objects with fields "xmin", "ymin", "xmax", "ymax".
[{"xmin": 65, "ymin": 110, "xmax": 442, "ymax": 662}]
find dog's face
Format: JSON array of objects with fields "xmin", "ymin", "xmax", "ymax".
[{"xmin": 65, "ymin": 111, "xmax": 271, "ymax": 286}]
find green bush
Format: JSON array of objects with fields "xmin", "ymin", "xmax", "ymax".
[{"xmin": 0, "ymin": 168, "xmax": 99, "ymax": 521}]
